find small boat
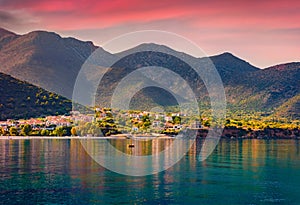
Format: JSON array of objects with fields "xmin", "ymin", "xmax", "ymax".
[{"xmin": 128, "ymin": 144, "xmax": 135, "ymax": 148}]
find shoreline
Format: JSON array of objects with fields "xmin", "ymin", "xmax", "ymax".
[
  {"xmin": 0, "ymin": 136, "xmax": 129, "ymax": 140},
  {"xmin": 1, "ymin": 135, "xmax": 299, "ymax": 140},
  {"xmin": 0, "ymin": 134, "xmax": 173, "ymax": 140},
  {"xmin": 1, "ymin": 127, "xmax": 300, "ymax": 140}
]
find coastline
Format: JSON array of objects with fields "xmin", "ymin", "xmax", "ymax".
[
  {"xmin": 1, "ymin": 135, "xmax": 300, "ymax": 140},
  {"xmin": 0, "ymin": 134, "xmax": 174, "ymax": 140},
  {"xmin": 1, "ymin": 127, "xmax": 300, "ymax": 140}
]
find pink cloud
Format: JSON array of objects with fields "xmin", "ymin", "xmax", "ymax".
[
  {"xmin": 1, "ymin": 0, "xmax": 299, "ymax": 67},
  {"xmin": 2, "ymin": 0, "xmax": 300, "ymax": 31}
]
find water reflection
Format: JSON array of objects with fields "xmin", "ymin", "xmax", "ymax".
[
  {"xmin": 1, "ymin": 139, "xmax": 300, "ymax": 174},
  {"xmin": 0, "ymin": 139, "xmax": 300, "ymax": 204},
  {"xmin": 80, "ymin": 138, "xmax": 196, "ymax": 176}
]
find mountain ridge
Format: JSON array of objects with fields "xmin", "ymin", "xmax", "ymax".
[
  {"xmin": 0, "ymin": 28, "xmax": 299, "ymax": 119},
  {"xmin": 0, "ymin": 28, "xmax": 100, "ymax": 98},
  {"xmin": 0, "ymin": 28, "xmax": 17, "ymax": 37}
]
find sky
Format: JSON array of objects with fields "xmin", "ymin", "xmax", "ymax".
[{"xmin": 0, "ymin": 0, "xmax": 299, "ymax": 68}]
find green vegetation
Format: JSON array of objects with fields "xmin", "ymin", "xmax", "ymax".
[
  {"xmin": 273, "ymin": 94, "xmax": 300, "ymax": 120},
  {"xmin": 0, "ymin": 125, "xmax": 72, "ymax": 137},
  {"xmin": 0, "ymin": 73, "xmax": 71, "ymax": 120},
  {"xmin": 52, "ymin": 126, "xmax": 66, "ymax": 136},
  {"xmin": 20, "ymin": 124, "xmax": 32, "ymax": 136},
  {"xmin": 9, "ymin": 127, "xmax": 18, "ymax": 136},
  {"xmin": 222, "ymin": 110, "xmax": 300, "ymax": 130},
  {"xmin": 40, "ymin": 129, "xmax": 50, "ymax": 136}
]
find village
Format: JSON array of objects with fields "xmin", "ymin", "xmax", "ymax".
[
  {"xmin": 1, "ymin": 108, "xmax": 299, "ymax": 139},
  {"xmin": 0, "ymin": 108, "xmax": 203, "ymax": 136}
]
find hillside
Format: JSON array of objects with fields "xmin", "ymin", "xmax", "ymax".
[
  {"xmin": 0, "ymin": 28, "xmax": 102, "ymax": 99},
  {"xmin": 273, "ymin": 94, "xmax": 300, "ymax": 119},
  {"xmin": 0, "ymin": 72, "xmax": 71, "ymax": 120},
  {"xmin": 110, "ymin": 44, "xmax": 261, "ymax": 110},
  {"xmin": 223, "ymin": 62, "xmax": 300, "ymax": 112},
  {"xmin": 0, "ymin": 28, "xmax": 299, "ymax": 119},
  {"xmin": 105, "ymin": 44, "xmax": 299, "ymax": 113}
]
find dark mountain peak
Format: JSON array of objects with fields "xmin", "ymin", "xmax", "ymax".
[
  {"xmin": 23, "ymin": 30, "xmax": 62, "ymax": 44},
  {"xmin": 209, "ymin": 52, "xmax": 259, "ymax": 72},
  {"xmin": 5, "ymin": 30, "xmax": 62, "ymax": 49},
  {"xmin": 10, "ymin": 29, "xmax": 98, "ymax": 54},
  {"xmin": 20, "ymin": 30, "xmax": 97, "ymax": 49},
  {"xmin": 211, "ymin": 52, "xmax": 245, "ymax": 62},
  {"xmin": 133, "ymin": 43, "xmax": 173, "ymax": 50},
  {"xmin": 27, "ymin": 30, "xmax": 60, "ymax": 37},
  {"xmin": 117, "ymin": 43, "xmax": 179, "ymax": 54},
  {"xmin": 215, "ymin": 52, "xmax": 235, "ymax": 57},
  {"xmin": 115, "ymin": 42, "xmax": 197, "ymax": 63}
]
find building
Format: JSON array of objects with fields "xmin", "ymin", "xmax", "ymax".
[{"xmin": 191, "ymin": 120, "xmax": 202, "ymax": 129}]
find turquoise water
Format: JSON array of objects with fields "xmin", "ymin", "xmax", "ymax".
[{"xmin": 0, "ymin": 139, "xmax": 300, "ymax": 204}]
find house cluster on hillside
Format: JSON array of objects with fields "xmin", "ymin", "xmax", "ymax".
[
  {"xmin": 0, "ymin": 108, "xmax": 203, "ymax": 134},
  {"xmin": 71, "ymin": 111, "xmax": 94, "ymax": 123},
  {"xmin": 0, "ymin": 115, "xmax": 73, "ymax": 132},
  {"xmin": 81, "ymin": 108, "xmax": 202, "ymax": 132},
  {"xmin": 110, "ymin": 109, "xmax": 201, "ymax": 132}
]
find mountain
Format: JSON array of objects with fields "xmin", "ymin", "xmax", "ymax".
[
  {"xmin": 0, "ymin": 28, "xmax": 114, "ymax": 99},
  {"xmin": 247, "ymin": 63, "xmax": 300, "ymax": 108},
  {"xmin": 116, "ymin": 43, "xmax": 259, "ymax": 78},
  {"xmin": 0, "ymin": 28, "xmax": 299, "ymax": 119},
  {"xmin": 107, "ymin": 43, "xmax": 299, "ymax": 113},
  {"xmin": 0, "ymin": 72, "xmax": 71, "ymax": 120},
  {"xmin": 219, "ymin": 62, "xmax": 300, "ymax": 112},
  {"xmin": 109, "ymin": 43, "xmax": 261, "ymax": 110}
]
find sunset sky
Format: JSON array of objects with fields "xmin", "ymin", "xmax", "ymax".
[{"xmin": 0, "ymin": 0, "xmax": 299, "ymax": 68}]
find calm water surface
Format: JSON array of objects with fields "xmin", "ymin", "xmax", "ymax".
[{"xmin": 0, "ymin": 139, "xmax": 300, "ymax": 204}]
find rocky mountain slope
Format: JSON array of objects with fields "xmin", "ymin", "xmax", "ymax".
[{"xmin": 0, "ymin": 28, "xmax": 299, "ymax": 119}]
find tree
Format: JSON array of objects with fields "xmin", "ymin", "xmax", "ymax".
[
  {"xmin": 54, "ymin": 126, "xmax": 66, "ymax": 136},
  {"xmin": 71, "ymin": 127, "xmax": 77, "ymax": 136},
  {"xmin": 0, "ymin": 127, "xmax": 5, "ymax": 136},
  {"xmin": 21, "ymin": 124, "xmax": 32, "ymax": 136},
  {"xmin": 172, "ymin": 116, "xmax": 181, "ymax": 124},
  {"xmin": 141, "ymin": 115, "xmax": 150, "ymax": 122},
  {"xmin": 141, "ymin": 115, "xmax": 151, "ymax": 130},
  {"xmin": 40, "ymin": 129, "xmax": 50, "ymax": 136},
  {"xmin": 9, "ymin": 126, "xmax": 18, "ymax": 136},
  {"xmin": 203, "ymin": 120, "xmax": 211, "ymax": 127}
]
